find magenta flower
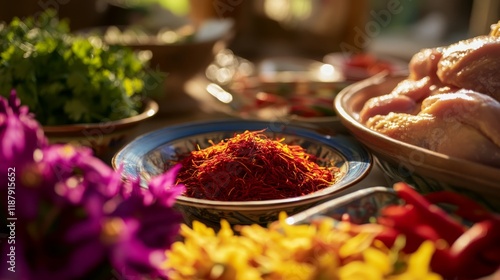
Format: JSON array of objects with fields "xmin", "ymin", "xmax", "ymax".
[
  {"xmin": 108, "ymin": 168, "xmax": 185, "ymax": 278},
  {"xmin": 0, "ymin": 91, "xmax": 185, "ymax": 279},
  {"xmin": 12, "ymin": 145, "xmax": 185, "ymax": 280},
  {"xmin": 0, "ymin": 90, "xmax": 47, "ymax": 188},
  {"xmin": 148, "ymin": 163, "xmax": 185, "ymax": 207},
  {"xmin": 0, "ymin": 90, "xmax": 46, "ymax": 163},
  {"xmin": 39, "ymin": 144, "xmax": 122, "ymax": 204},
  {"xmin": 0, "ymin": 90, "xmax": 47, "ymax": 220},
  {"xmin": 8, "ymin": 145, "xmax": 116, "ymax": 280}
]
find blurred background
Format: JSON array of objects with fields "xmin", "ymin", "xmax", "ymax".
[
  {"xmin": 1, "ymin": 0, "xmax": 497, "ymax": 61},
  {"xmin": 1, "ymin": 0, "xmax": 499, "ymax": 161},
  {"xmin": 1, "ymin": 0, "xmax": 499, "ymax": 118}
]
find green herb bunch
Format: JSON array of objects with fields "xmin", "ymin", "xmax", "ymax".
[{"xmin": 0, "ymin": 10, "xmax": 162, "ymax": 125}]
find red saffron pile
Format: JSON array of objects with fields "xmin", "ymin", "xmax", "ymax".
[{"xmin": 175, "ymin": 130, "xmax": 338, "ymax": 201}]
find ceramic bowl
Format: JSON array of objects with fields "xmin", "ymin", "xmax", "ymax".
[
  {"xmin": 334, "ymin": 73, "xmax": 500, "ymax": 211},
  {"xmin": 112, "ymin": 119, "xmax": 372, "ymax": 227},
  {"xmin": 205, "ymin": 50, "xmax": 351, "ymax": 135},
  {"xmin": 43, "ymin": 99, "xmax": 158, "ymax": 159}
]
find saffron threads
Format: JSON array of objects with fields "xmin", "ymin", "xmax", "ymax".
[{"xmin": 174, "ymin": 130, "xmax": 339, "ymax": 201}]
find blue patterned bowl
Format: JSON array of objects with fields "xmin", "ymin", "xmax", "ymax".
[{"xmin": 112, "ymin": 119, "xmax": 372, "ymax": 227}]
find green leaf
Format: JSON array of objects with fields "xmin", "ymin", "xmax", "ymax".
[
  {"xmin": 64, "ymin": 99, "xmax": 89, "ymax": 122},
  {"xmin": 0, "ymin": 9, "xmax": 160, "ymax": 125},
  {"xmin": 66, "ymin": 72, "xmax": 88, "ymax": 95}
]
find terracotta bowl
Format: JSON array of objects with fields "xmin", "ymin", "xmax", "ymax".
[
  {"xmin": 334, "ymin": 73, "xmax": 500, "ymax": 211},
  {"xmin": 43, "ymin": 99, "xmax": 158, "ymax": 159},
  {"xmin": 112, "ymin": 119, "xmax": 372, "ymax": 228}
]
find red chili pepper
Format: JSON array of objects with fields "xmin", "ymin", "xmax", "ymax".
[
  {"xmin": 389, "ymin": 183, "xmax": 500, "ymax": 279},
  {"xmin": 450, "ymin": 219, "xmax": 500, "ymax": 279},
  {"xmin": 377, "ymin": 218, "xmax": 441, "ymax": 253},
  {"xmin": 393, "ymin": 182, "xmax": 466, "ymax": 245},
  {"xmin": 379, "ymin": 204, "xmax": 419, "ymax": 226},
  {"xmin": 341, "ymin": 208, "xmax": 460, "ymax": 278},
  {"xmin": 372, "ymin": 227, "xmax": 401, "ymax": 248},
  {"xmin": 377, "ymin": 213, "xmax": 458, "ymax": 277},
  {"xmin": 379, "ymin": 202, "xmax": 443, "ymax": 240},
  {"xmin": 424, "ymin": 191, "xmax": 498, "ymax": 223}
]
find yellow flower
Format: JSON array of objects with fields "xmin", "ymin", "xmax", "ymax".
[
  {"xmin": 390, "ymin": 241, "xmax": 442, "ymax": 280},
  {"xmin": 163, "ymin": 213, "xmax": 444, "ymax": 280},
  {"xmin": 338, "ymin": 261, "xmax": 385, "ymax": 280},
  {"xmin": 364, "ymin": 247, "xmax": 392, "ymax": 275},
  {"xmin": 339, "ymin": 232, "xmax": 376, "ymax": 258},
  {"xmin": 314, "ymin": 253, "xmax": 340, "ymax": 280}
]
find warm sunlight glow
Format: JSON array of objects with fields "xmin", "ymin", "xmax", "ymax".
[
  {"xmin": 206, "ymin": 83, "xmax": 233, "ymax": 104},
  {"xmin": 263, "ymin": 0, "xmax": 312, "ymax": 26}
]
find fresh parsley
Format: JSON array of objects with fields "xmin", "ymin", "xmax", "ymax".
[{"xmin": 0, "ymin": 9, "xmax": 163, "ymax": 125}]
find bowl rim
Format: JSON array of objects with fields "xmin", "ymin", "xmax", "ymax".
[
  {"xmin": 334, "ymin": 72, "xmax": 500, "ymax": 192},
  {"xmin": 43, "ymin": 98, "xmax": 159, "ymax": 133},
  {"xmin": 78, "ymin": 19, "xmax": 235, "ymax": 47},
  {"xmin": 112, "ymin": 119, "xmax": 373, "ymax": 210}
]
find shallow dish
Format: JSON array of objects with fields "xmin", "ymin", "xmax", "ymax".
[
  {"xmin": 205, "ymin": 50, "xmax": 351, "ymax": 134},
  {"xmin": 334, "ymin": 73, "xmax": 500, "ymax": 210},
  {"xmin": 112, "ymin": 119, "xmax": 372, "ymax": 227}
]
